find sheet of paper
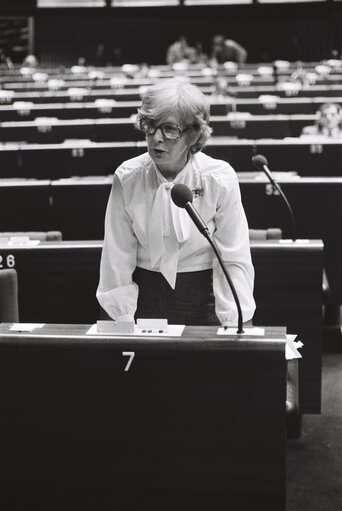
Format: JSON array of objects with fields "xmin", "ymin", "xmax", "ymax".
[
  {"xmin": 10, "ymin": 323, "xmax": 45, "ymax": 332},
  {"xmin": 217, "ymin": 327, "xmax": 265, "ymax": 336},
  {"xmin": 286, "ymin": 334, "xmax": 303, "ymax": 360}
]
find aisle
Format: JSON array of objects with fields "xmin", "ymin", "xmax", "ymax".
[{"xmin": 287, "ymin": 352, "xmax": 342, "ymax": 510}]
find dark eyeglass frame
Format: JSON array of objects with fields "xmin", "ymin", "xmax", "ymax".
[{"xmin": 139, "ymin": 119, "xmax": 191, "ymax": 140}]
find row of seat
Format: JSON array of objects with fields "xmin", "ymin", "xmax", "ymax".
[{"xmin": 0, "ymin": 174, "xmax": 341, "ymax": 305}]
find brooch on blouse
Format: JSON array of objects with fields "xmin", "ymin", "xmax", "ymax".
[{"xmin": 192, "ymin": 188, "xmax": 204, "ymax": 198}]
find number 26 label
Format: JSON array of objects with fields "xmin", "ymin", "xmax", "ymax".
[{"xmin": 0, "ymin": 254, "xmax": 15, "ymax": 268}]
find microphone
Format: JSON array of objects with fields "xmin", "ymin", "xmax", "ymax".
[
  {"xmin": 252, "ymin": 154, "xmax": 297, "ymax": 241},
  {"xmin": 171, "ymin": 183, "xmax": 244, "ymax": 334}
]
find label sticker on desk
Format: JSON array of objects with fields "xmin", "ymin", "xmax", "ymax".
[{"xmin": 217, "ymin": 327, "xmax": 265, "ymax": 336}]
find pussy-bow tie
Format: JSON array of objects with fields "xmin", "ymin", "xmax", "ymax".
[{"xmin": 148, "ymin": 181, "xmax": 191, "ymax": 289}]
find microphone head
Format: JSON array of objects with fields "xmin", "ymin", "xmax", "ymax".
[
  {"xmin": 252, "ymin": 154, "xmax": 268, "ymax": 170},
  {"xmin": 171, "ymin": 183, "xmax": 193, "ymax": 208}
]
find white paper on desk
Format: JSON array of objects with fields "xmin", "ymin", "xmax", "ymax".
[
  {"xmin": 8, "ymin": 238, "xmax": 41, "ymax": 246},
  {"xmin": 217, "ymin": 327, "xmax": 265, "ymax": 336},
  {"xmin": 10, "ymin": 323, "xmax": 45, "ymax": 332},
  {"xmin": 86, "ymin": 324, "xmax": 185, "ymax": 337},
  {"xmin": 286, "ymin": 334, "xmax": 303, "ymax": 360}
]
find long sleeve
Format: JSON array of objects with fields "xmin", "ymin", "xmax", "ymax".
[
  {"xmin": 96, "ymin": 173, "xmax": 138, "ymax": 321},
  {"xmin": 212, "ymin": 171, "xmax": 256, "ymax": 326}
]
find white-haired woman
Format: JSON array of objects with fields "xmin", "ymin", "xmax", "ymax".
[{"xmin": 97, "ymin": 78, "xmax": 255, "ymax": 327}]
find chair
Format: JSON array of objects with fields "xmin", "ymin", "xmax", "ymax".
[{"xmin": 0, "ymin": 269, "xmax": 19, "ymax": 322}]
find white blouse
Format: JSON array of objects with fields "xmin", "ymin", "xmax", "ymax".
[{"xmin": 97, "ymin": 151, "xmax": 256, "ymax": 326}]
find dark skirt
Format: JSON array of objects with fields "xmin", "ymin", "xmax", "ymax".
[{"xmin": 133, "ymin": 267, "xmax": 219, "ymax": 326}]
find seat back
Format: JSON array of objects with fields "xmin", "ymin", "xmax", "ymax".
[
  {"xmin": 0, "ymin": 269, "xmax": 19, "ymax": 322},
  {"xmin": 249, "ymin": 228, "xmax": 282, "ymax": 240}
]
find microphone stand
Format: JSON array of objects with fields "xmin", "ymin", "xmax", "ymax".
[
  {"xmin": 263, "ymin": 166, "xmax": 297, "ymax": 242},
  {"xmin": 201, "ymin": 228, "xmax": 245, "ymax": 335},
  {"xmin": 252, "ymin": 155, "xmax": 297, "ymax": 242},
  {"xmin": 172, "ymin": 184, "xmax": 245, "ymax": 334}
]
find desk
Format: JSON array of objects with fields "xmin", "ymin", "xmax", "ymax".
[
  {"xmin": 255, "ymin": 138, "xmax": 342, "ymax": 176},
  {"xmin": 3, "ymin": 138, "xmax": 342, "ymax": 179},
  {"xmin": 0, "ymin": 323, "xmax": 286, "ymax": 511},
  {"xmin": 0, "ymin": 172, "xmax": 337, "ymax": 307},
  {"xmin": 0, "ymin": 114, "xmax": 316, "ymax": 143},
  {"xmin": 2, "ymin": 75, "xmax": 275, "ymax": 93},
  {"xmin": 0, "ymin": 239, "xmax": 322, "ymax": 413},
  {"xmin": 0, "ymin": 140, "xmax": 143, "ymax": 179},
  {"xmin": 0, "ymin": 139, "xmax": 256, "ymax": 179},
  {"xmin": 0, "ymin": 97, "xmax": 339, "ymax": 122},
  {"xmin": 4, "ymin": 84, "xmax": 342, "ymax": 104},
  {"xmin": 239, "ymin": 175, "xmax": 342, "ymax": 304}
]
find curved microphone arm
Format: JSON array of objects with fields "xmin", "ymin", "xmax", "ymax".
[
  {"xmin": 201, "ymin": 230, "xmax": 245, "ymax": 335},
  {"xmin": 267, "ymin": 176, "xmax": 297, "ymax": 242},
  {"xmin": 252, "ymin": 154, "xmax": 297, "ymax": 241},
  {"xmin": 171, "ymin": 183, "xmax": 245, "ymax": 334}
]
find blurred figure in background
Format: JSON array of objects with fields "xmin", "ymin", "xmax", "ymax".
[
  {"xmin": 22, "ymin": 54, "xmax": 38, "ymax": 68},
  {"xmin": 210, "ymin": 35, "xmax": 247, "ymax": 65},
  {"xmin": 166, "ymin": 35, "xmax": 196, "ymax": 65},
  {"xmin": 302, "ymin": 103, "xmax": 342, "ymax": 137}
]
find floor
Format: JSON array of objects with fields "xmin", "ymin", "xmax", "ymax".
[{"xmin": 286, "ymin": 349, "xmax": 342, "ymax": 510}]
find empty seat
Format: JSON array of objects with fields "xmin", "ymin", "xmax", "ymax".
[
  {"xmin": 249, "ymin": 228, "xmax": 282, "ymax": 240},
  {"xmin": 0, "ymin": 269, "xmax": 19, "ymax": 322}
]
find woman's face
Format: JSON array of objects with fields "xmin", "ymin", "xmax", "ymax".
[{"xmin": 145, "ymin": 115, "xmax": 192, "ymax": 180}]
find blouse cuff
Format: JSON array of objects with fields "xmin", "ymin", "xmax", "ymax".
[
  {"xmin": 218, "ymin": 306, "xmax": 255, "ymax": 327},
  {"xmin": 116, "ymin": 314, "xmax": 135, "ymax": 323},
  {"xmin": 96, "ymin": 283, "xmax": 138, "ymax": 321}
]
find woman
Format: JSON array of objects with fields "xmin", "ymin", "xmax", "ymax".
[{"xmin": 97, "ymin": 78, "xmax": 255, "ymax": 327}]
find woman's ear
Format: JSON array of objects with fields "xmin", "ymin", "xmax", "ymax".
[
  {"xmin": 189, "ymin": 137, "xmax": 201, "ymax": 154},
  {"xmin": 187, "ymin": 126, "xmax": 201, "ymax": 154}
]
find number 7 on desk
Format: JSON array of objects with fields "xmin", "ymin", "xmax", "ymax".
[{"xmin": 122, "ymin": 351, "xmax": 135, "ymax": 372}]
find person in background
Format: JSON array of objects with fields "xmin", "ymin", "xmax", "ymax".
[
  {"xmin": 22, "ymin": 54, "xmax": 38, "ymax": 68},
  {"xmin": 97, "ymin": 77, "xmax": 255, "ymax": 327},
  {"xmin": 210, "ymin": 35, "xmax": 247, "ymax": 65},
  {"xmin": 301, "ymin": 102, "xmax": 342, "ymax": 137},
  {"xmin": 166, "ymin": 35, "xmax": 196, "ymax": 65}
]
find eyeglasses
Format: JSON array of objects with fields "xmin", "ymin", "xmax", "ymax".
[{"xmin": 139, "ymin": 119, "xmax": 190, "ymax": 140}]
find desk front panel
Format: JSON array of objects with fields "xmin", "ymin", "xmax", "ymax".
[
  {"xmin": 0, "ymin": 325, "xmax": 286, "ymax": 511},
  {"xmin": 0, "ymin": 181, "xmax": 52, "ymax": 232},
  {"xmin": 255, "ymin": 139, "xmax": 342, "ymax": 176}
]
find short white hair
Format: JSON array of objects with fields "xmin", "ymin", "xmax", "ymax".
[{"xmin": 137, "ymin": 77, "xmax": 212, "ymax": 153}]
